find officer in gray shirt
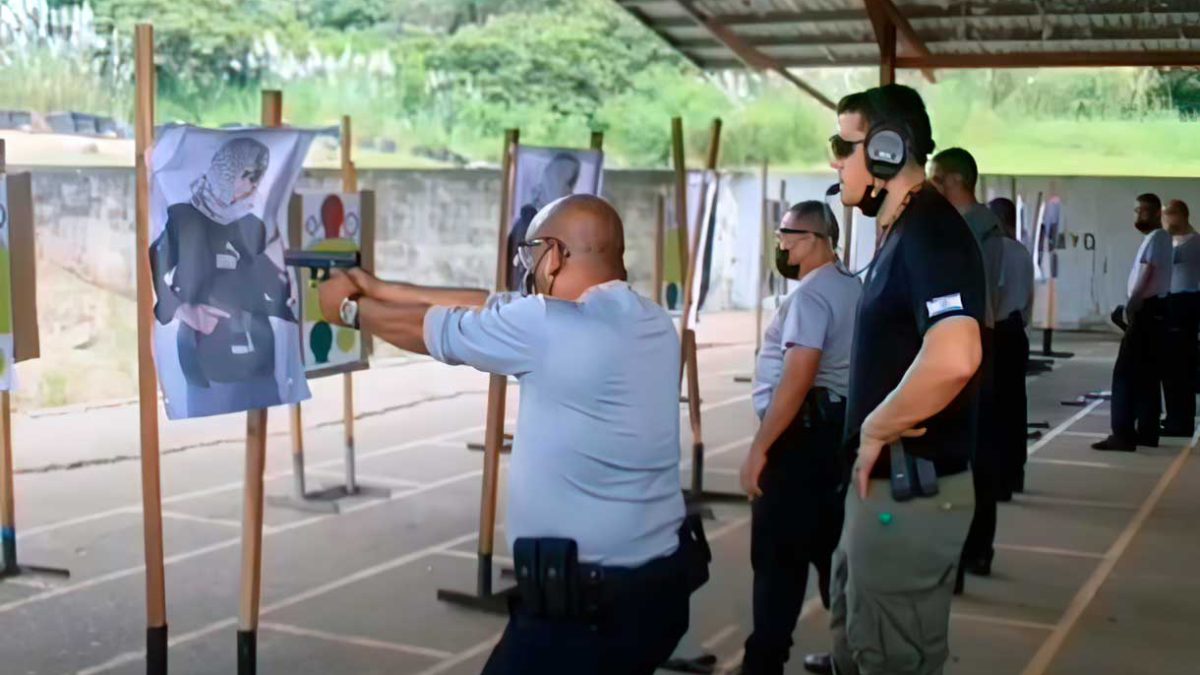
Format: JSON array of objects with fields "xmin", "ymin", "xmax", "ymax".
[
  {"xmin": 990, "ymin": 197, "xmax": 1035, "ymax": 495},
  {"xmin": 930, "ymin": 148, "xmax": 1006, "ymax": 584},
  {"xmin": 317, "ymin": 195, "xmax": 708, "ymax": 675},
  {"xmin": 736, "ymin": 201, "xmax": 861, "ymax": 675},
  {"xmin": 1162, "ymin": 199, "xmax": 1200, "ymax": 436}
]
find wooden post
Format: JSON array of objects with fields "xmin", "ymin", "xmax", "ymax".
[
  {"xmin": 670, "ymin": 118, "xmax": 690, "ymax": 306},
  {"xmin": 477, "ymin": 129, "xmax": 519, "ymax": 598},
  {"xmin": 0, "ymin": 144, "xmax": 11, "ymax": 575},
  {"xmin": 340, "ymin": 115, "xmax": 359, "ymax": 494},
  {"xmin": 654, "ymin": 193, "xmax": 665, "ymax": 306},
  {"xmin": 755, "ymin": 159, "xmax": 768, "ymax": 357},
  {"xmin": 682, "ymin": 119, "xmax": 722, "ymax": 499},
  {"xmin": 0, "ymin": 391, "xmax": 12, "ymax": 576},
  {"xmin": 237, "ymin": 89, "xmax": 282, "ymax": 675},
  {"xmin": 134, "ymin": 23, "xmax": 169, "ymax": 675}
]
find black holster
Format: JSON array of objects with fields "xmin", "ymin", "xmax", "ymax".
[{"xmin": 511, "ymin": 515, "xmax": 710, "ymax": 623}]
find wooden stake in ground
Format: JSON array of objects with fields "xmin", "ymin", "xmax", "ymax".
[
  {"xmin": 275, "ymin": 114, "xmax": 380, "ymax": 514},
  {"xmin": 133, "ymin": 23, "xmax": 169, "ymax": 675},
  {"xmin": 237, "ymin": 89, "xmax": 282, "ymax": 675},
  {"xmin": 654, "ymin": 192, "xmax": 666, "ymax": 306},
  {"xmin": 674, "ymin": 119, "xmax": 735, "ymax": 503}
]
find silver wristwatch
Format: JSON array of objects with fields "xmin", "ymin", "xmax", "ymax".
[{"xmin": 339, "ymin": 296, "xmax": 360, "ymax": 329}]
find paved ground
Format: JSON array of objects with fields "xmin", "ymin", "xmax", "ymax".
[{"xmin": 1, "ymin": 315, "xmax": 1197, "ymax": 674}]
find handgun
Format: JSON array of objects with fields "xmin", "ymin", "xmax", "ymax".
[{"xmin": 284, "ymin": 250, "xmax": 361, "ymax": 285}]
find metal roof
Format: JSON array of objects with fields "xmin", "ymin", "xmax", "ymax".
[{"xmin": 615, "ymin": 1, "xmax": 1200, "ymax": 71}]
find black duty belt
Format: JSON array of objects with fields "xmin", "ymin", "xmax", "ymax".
[{"xmin": 512, "ymin": 514, "xmax": 710, "ymax": 623}]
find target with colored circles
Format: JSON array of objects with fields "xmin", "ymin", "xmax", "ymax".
[{"xmin": 296, "ymin": 191, "xmax": 368, "ymax": 376}]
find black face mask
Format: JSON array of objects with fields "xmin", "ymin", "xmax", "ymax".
[
  {"xmin": 775, "ymin": 246, "xmax": 801, "ymax": 280},
  {"xmin": 856, "ymin": 184, "xmax": 889, "ymax": 218}
]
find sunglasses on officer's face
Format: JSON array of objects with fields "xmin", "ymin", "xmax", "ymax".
[
  {"xmin": 776, "ymin": 228, "xmax": 825, "ymax": 238},
  {"xmin": 828, "ymin": 135, "xmax": 864, "ymax": 160}
]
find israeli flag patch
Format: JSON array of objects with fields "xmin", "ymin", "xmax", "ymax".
[{"xmin": 926, "ymin": 293, "xmax": 964, "ymax": 318}]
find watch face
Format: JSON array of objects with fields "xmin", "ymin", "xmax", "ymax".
[{"xmin": 340, "ymin": 298, "xmax": 358, "ymax": 326}]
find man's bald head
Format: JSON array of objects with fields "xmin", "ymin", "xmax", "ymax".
[{"xmin": 528, "ymin": 194, "xmax": 626, "ymax": 274}]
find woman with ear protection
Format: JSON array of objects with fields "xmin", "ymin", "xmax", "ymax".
[{"xmin": 732, "ymin": 200, "xmax": 862, "ymax": 675}]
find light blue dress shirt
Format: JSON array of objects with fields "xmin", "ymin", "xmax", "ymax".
[{"xmin": 424, "ymin": 281, "xmax": 685, "ymax": 567}]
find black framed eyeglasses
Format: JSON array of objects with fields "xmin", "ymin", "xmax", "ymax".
[
  {"xmin": 828, "ymin": 134, "xmax": 864, "ymax": 160},
  {"xmin": 515, "ymin": 236, "xmax": 570, "ymax": 270}
]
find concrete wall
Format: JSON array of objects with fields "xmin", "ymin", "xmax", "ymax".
[
  {"xmin": 22, "ymin": 165, "xmax": 1200, "ymax": 330},
  {"xmin": 24, "ymin": 166, "xmax": 677, "ymax": 302}
]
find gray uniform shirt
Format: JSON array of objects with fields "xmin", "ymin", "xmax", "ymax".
[
  {"xmin": 962, "ymin": 203, "xmax": 1005, "ymax": 328},
  {"xmin": 1129, "ymin": 229, "xmax": 1173, "ymax": 300},
  {"xmin": 1170, "ymin": 233, "xmax": 1200, "ymax": 294},
  {"xmin": 752, "ymin": 263, "xmax": 862, "ymax": 419},
  {"xmin": 997, "ymin": 237, "xmax": 1035, "ymax": 325},
  {"xmin": 424, "ymin": 282, "xmax": 685, "ymax": 567}
]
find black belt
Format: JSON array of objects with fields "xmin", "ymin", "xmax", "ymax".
[{"xmin": 512, "ymin": 514, "xmax": 710, "ymax": 623}]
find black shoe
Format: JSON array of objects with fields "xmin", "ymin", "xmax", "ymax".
[
  {"xmin": 803, "ymin": 653, "xmax": 833, "ymax": 674},
  {"xmin": 1092, "ymin": 436, "xmax": 1136, "ymax": 452},
  {"xmin": 1136, "ymin": 436, "xmax": 1159, "ymax": 448},
  {"xmin": 997, "ymin": 488, "xmax": 1014, "ymax": 503}
]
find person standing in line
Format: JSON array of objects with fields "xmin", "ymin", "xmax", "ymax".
[
  {"xmin": 733, "ymin": 201, "xmax": 861, "ymax": 675},
  {"xmin": 803, "ymin": 84, "xmax": 985, "ymax": 675},
  {"xmin": 1094, "ymin": 193, "xmax": 1172, "ymax": 452},
  {"xmin": 930, "ymin": 148, "xmax": 1005, "ymax": 584},
  {"xmin": 1161, "ymin": 199, "xmax": 1200, "ymax": 437},
  {"xmin": 988, "ymin": 197, "xmax": 1035, "ymax": 495}
]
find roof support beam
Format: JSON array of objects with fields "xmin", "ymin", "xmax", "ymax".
[
  {"xmin": 867, "ymin": 0, "xmax": 935, "ymax": 83},
  {"xmin": 673, "ymin": 0, "xmax": 836, "ymax": 110},
  {"xmin": 896, "ymin": 51, "xmax": 1200, "ymax": 69}
]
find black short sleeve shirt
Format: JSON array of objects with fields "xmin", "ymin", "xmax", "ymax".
[{"xmin": 844, "ymin": 185, "xmax": 986, "ymax": 477}]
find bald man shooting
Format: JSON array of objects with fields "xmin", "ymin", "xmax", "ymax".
[{"xmin": 317, "ymin": 195, "xmax": 709, "ymax": 675}]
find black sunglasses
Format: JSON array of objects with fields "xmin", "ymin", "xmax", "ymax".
[
  {"xmin": 828, "ymin": 135, "xmax": 864, "ymax": 160},
  {"xmin": 777, "ymin": 228, "xmax": 825, "ymax": 238}
]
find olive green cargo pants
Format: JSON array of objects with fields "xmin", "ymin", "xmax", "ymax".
[{"xmin": 830, "ymin": 469, "xmax": 974, "ymax": 675}]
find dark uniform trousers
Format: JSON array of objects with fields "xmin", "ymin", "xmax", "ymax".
[
  {"xmin": 1112, "ymin": 298, "xmax": 1168, "ymax": 445},
  {"xmin": 993, "ymin": 313, "xmax": 1030, "ymax": 492},
  {"xmin": 963, "ymin": 327, "xmax": 1001, "ymax": 565},
  {"xmin": 481, "ymin": 526, "xmax": 702, "ymax": 675},
  {"xmin": 1162, "ymin": 293, "xmax": 1200, "ymax": 434},
  {"xmin": 742, "ymin": 391, "xmax": 847, "ymax": 675}
]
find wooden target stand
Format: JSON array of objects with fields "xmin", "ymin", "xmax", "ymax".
[
  {"xmin": 269, "ymin": 115, "xmax": 391, "ymax": 514},
  {"xmin": 132, "ymin": 24, "xmax": 169, "ymax": 674},
  {"xmin": 438, "ymin": 129, "xmax": 605, "ymax": 614},
  {"xmin": 734, "ymin": 160, "xmax": 774, "ymax": 385},
  {"xmin": 0, "ymin": 142, "xmax": 71, "ymax": 584},
  {"xmin": 132, "ymin": 25, "xmax": 308, "ymax": 673},
  {"xmin": 674, "ymin": 118, "xmax": 743, "ymax": 506}
]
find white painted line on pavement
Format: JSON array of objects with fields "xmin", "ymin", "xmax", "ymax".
[
  {"xmin": 20, "ymin": 423, "xmax": 487, "ymax": 540},
  {"xmin": 1060, "ymin": 431, "xmax": 1107, "ymax": 439},
  {"xmin": 160, "ymin": 510, "xmax": 244, "ymax": 530},
  {"xmin": 701, "ymin": 624, "xmax": 740, "ymax": 651},
  {"xmin": 2, "ymin": 471, "xmax": 481, "ymax": 618},
  {"xmin": 994, "ymin": 543, "xmax": 1105, "ymax": 560},
  {"xmin": 409, "ymin": 630, "xmax": 506, "ymax": 675},
  {"xmin": 260, "ymin": 622, "xmax": 454, "ymax": 660},
  {"xmin": 952, "ymin": 612, "xmax": 1055, "ymax": 631},
  {"xmin": 434, "ymin": 549, "xmax": 514, "ymax": 567},
  {"xmin": 1027, "ymin": 399, "xmax": 1103, "ymax": 457},
  {"xmin": 76, "ymin": 531, "xmax": 482, "ymax": 674},
  {"xmin": 1021, "ymin": 430, "xmax": 1197, "ymax": 675},
  {"xmin": 1016, "ymin": 495, "xmax": 1138, "ymax": 510}
]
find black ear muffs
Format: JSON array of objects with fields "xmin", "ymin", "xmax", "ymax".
[{"xmin": 864, "ymin": 122, "xmax": 910, "ymax": 181}]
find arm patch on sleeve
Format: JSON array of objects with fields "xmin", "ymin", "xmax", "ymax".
[{"xmin": 926, "ymin": 293, "xmax": 964, "ymax": 318}]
